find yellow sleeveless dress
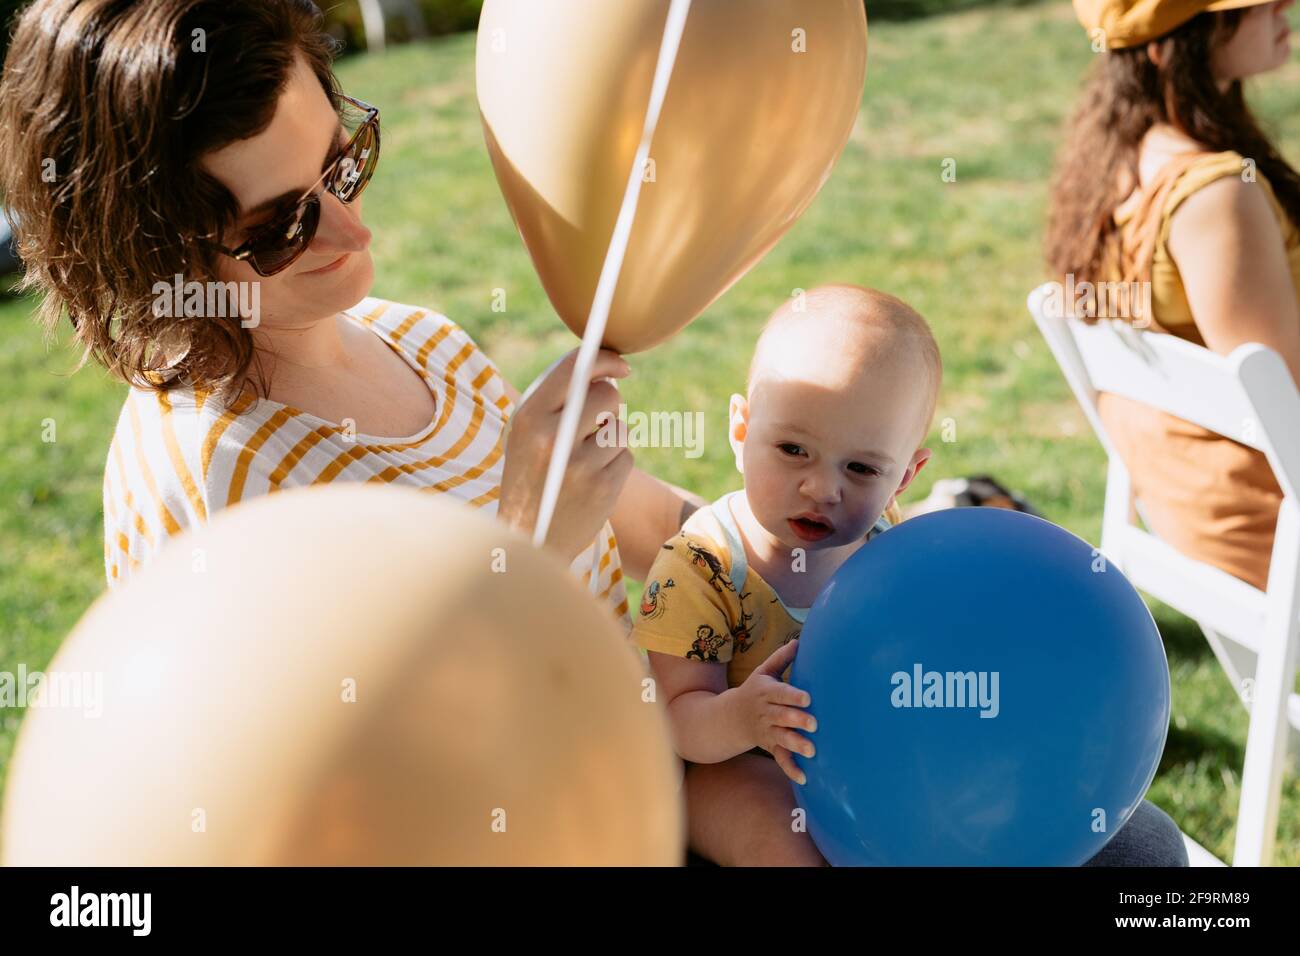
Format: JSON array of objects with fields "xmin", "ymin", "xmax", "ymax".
[{"xmin": 1096, "ymin": 150, "xmax": 1297, "ymax": 591}]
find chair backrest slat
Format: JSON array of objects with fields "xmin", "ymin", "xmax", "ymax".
[{"xmin": 1028, "ymin": 284, "xmax": 1300, "ymax": 503}]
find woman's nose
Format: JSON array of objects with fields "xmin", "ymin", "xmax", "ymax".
[{"xmin": 309, "ymin": 192, "xmax": 372, "ymax": 255}]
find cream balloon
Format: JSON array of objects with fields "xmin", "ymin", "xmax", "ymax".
[
  {"xmin": 477, "ymin": 0, "xmax": 868, "ymax": 354},
  {"xmin": 1, "ymin": 486, "xmax": 682, "ymax": 865}
]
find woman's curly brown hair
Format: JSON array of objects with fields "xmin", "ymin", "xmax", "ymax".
[
  {"xmin": 0, "ymin": 0, "xmax": 340, "ymax": 403},
  {"xmin": 1045, "ymin": 10, "xmax": 1300, "ymax": 287}
]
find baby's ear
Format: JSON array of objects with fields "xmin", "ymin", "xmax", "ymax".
[
  {"xmin": 727, "ymin": 393, "xmax": 748, "ymax": 472},
  {"xmin": 892, "ymin": 447, "xmax": 933, "ymax": 499}
]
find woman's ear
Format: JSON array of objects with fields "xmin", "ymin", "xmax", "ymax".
[
  {"xmin": 728, "ymin": 393, "xmax": 748, "ymax": 475},
  {"xmin": 1146, "ymin": 38, "xmax": 1166, "ymax": 68}
]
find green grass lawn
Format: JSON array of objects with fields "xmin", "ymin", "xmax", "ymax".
[{"xmin": 2, "ymin": 0, "xmax": 1297, "ymax": 863}]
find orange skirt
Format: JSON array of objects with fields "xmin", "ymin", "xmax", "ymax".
[{"xmin": 1096, "ymin": 392, "xmax": 1280, "ymax": 592}]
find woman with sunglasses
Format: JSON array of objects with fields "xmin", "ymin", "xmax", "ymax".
[{"xmin": 0, "ymin": 0, "xmax": 703, "ymax": 614}]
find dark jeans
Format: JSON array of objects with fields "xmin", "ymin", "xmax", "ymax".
[{"xmin": 1082, "ymin": 799, "xmax": 1189, "ymax": 867}]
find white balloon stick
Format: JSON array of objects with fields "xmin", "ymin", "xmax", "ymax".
[{"xmin": 531, "ymin": 0, "xmax": 696, "ymax": 596}]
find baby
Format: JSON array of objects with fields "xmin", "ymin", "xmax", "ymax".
[{"xmin": 632, "ymin": 284, "xmax": 942, "ymax": 866}]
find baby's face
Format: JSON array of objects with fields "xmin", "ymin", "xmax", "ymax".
[{"xmin": 733, "ymin": 353, "xmax": 929, "ymax": 553}]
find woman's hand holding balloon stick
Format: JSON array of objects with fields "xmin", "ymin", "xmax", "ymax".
[{"xmin": 498, "ymin": 348, "xmax": 634, "ymax": 563}]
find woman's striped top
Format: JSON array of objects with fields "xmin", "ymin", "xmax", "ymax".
[{"xmin": 101, "ymin": 296, "xmax": 630, "ymax": 623}]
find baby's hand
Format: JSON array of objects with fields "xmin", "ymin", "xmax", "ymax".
[{"xmin": 730, "ymin": 639, "xmax": 816, "ymax": 785}]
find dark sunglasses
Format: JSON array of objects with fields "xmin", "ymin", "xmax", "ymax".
[{"xmin": 207, "ymin": 94, "xmax": 380, "ymax": 277}]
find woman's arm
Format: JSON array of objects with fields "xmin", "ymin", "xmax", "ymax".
[
  {"xmin": 1167, "ymin": 175, "xmax": 1300, "ymax": 386},
  {"xmin": 609, "ymin": 468, "xmax": 707, "ymax": 582}
]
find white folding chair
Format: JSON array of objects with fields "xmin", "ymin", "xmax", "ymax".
[{"xmin": 1028, "ymin": 283, "xmax": 1300, "ymax": 866}]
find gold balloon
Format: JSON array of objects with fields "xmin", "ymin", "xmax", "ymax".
[
  {"xmin": 477, "ymin": 0, "xmax": 868, "ymax": 354},
  {"xmin": 1, "ymin": 486, "xmax": 683, "ymax": 865}
]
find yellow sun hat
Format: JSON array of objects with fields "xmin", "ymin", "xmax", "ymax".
[{"xmin": 1073, "ymin": 0, "xmax": 1277, "ymax": 48}]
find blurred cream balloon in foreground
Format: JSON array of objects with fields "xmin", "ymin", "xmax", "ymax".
[
  {"xmin": 477, "ymin": 0, "xmax": 868, "ymax": 353},
  {"xmin": 2, "ymin": 486, "xmax": 682, "ymax": 865}
]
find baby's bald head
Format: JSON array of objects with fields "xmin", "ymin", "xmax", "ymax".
[{"xmin": 747, "ymin": 285, "xmax": 942, "ymax": 447}]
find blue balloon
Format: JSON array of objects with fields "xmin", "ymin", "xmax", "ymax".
[{"xmin": 790, "ymin": 507, "xmax": 1170, "ymax": 866}]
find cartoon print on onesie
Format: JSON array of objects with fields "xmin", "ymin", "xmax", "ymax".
[
  {"xmin": 686, "ymin": 624, "xmax": 729, "ymax": 662},
  {"xmin": 639, "ymin": 578, "xmax": 675, "ymax": 620},
  {"xmin": 684, "ymin": 541, "xmax": 737, "ymax": 595}
]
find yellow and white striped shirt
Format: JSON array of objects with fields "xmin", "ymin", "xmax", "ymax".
[{"xmin": 102, "ymin": 296, "xmax": 630, "ymax": 622}]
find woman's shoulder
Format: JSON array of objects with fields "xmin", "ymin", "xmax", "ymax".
[
  {"xmin": 106, "ymin": 382, "xmax": 280, "ymax": 518},
  {"xmin": 103, "ymin": 385, "xmax": 216, "ymax": 570},
  {"xmin": 104, "ymin": 383, "xmax": 235, "ymax": 584},
  {"xmin": 1156, "ymin": 149, "xmax": 1289, "ymax": 233},
  {"xmin": 345, "ymin": 294, "xmax": 453, "ymax": 332},
  {"xmin": 1161, "ymin": 153, "xmax": 1292, "ymax": 260},
  {"xmin": 1157, "ymin": 148, "xmax": 1249, "ymax": 183},
  {"xmin": 344, "ymin": 295, "xmax": 495, "ymax": 375},
  {"xmin": 113, "ymin": 380, "xmax": 267, "ymax": 447},
  {"xmin": 346, "ymin": 294, "xmax": 515, "ymax": 419},
  {"xmin": 109, "ymin": 382, "xmax": 218, "ymax": 459}
]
